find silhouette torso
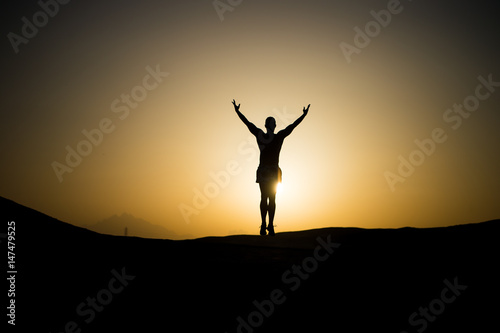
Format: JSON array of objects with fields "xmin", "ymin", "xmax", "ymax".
[{"xmin": 255, "ymin": 131, "xmax": 286, "ymax": 167}]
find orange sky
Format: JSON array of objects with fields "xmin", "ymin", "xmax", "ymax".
[{"xmin": 1, "ymin": 0, "xmax": 499, "ymax": 238}]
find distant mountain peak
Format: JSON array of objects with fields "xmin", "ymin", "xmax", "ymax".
[{"xmin": 89, "ymin": 213, "xmax": 178, "ymax": 239}]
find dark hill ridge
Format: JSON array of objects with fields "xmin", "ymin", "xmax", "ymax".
[{"xmin": 3, "ymin": 196, "xmax": 499, "ymax": 332}]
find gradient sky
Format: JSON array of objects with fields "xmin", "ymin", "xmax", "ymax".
[{"xmin": 1, "ymin": 0, "xmax": 499, "ymax": 239}]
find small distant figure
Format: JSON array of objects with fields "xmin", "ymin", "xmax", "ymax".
[
  {"xmin": 124, "ymin": 227, "xmax": 128, "ymax": 237},
  {"xmin": 232, "ymin": 99, "xmax": 309, "ymax": 236}
]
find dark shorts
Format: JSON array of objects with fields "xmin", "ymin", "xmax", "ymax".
[{"xmin": 256, "ymin": 165, "xmax": 282, "ymax": 184}]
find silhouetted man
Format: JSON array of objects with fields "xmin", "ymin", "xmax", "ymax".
[{"xmin": 232, "ymin": 99, "xmax": 309, "ymax": 236}]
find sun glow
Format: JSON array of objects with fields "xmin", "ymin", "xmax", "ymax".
[{"xmin": 276, "ymin": 182, "xmax": 283, "ymax": 194}]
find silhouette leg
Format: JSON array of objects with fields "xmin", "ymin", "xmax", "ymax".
[
  {"xmin": 267, "ymin": 196, "xmax": 276, "ymax": 236},
  {"xmin": 260, "ymin": 197, "xmax": 268, "ymax": 226},
  {"xmin": 269, "ymin": 196, "xmax": 276, "ymax": 223},
  {"xmin": 259, "ymin": 183, "xmax": 268, "ymax": 235},
  {"xmin": 266, "ymin": 181, "xmax": 277, "ymax": 236}
]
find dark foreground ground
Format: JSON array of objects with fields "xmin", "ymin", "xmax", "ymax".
[{"xmin": 3, "ymin": 196, "xmax": 499, "ymax": 332}]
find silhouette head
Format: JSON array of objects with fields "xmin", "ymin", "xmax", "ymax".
[{"xmin": 265, "ymin": 117, "xmax": 276, "ymax": 133}]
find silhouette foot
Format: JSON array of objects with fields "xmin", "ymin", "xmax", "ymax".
[
  {"xmin": 260, "ymin": 225, "xmax": 267, "ymax": 236},
  {"xmin": 267, "ymin": 225, "xmax": 275, "ymax": 236}
]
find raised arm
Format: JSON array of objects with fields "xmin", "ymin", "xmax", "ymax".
[
  {"xmin": 282, "ymin": 104, "xmax": 310, "ymax": 137},
  {"xmin": 232, "ymin": 99, "xmax": 259, "ymax": 135}
]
